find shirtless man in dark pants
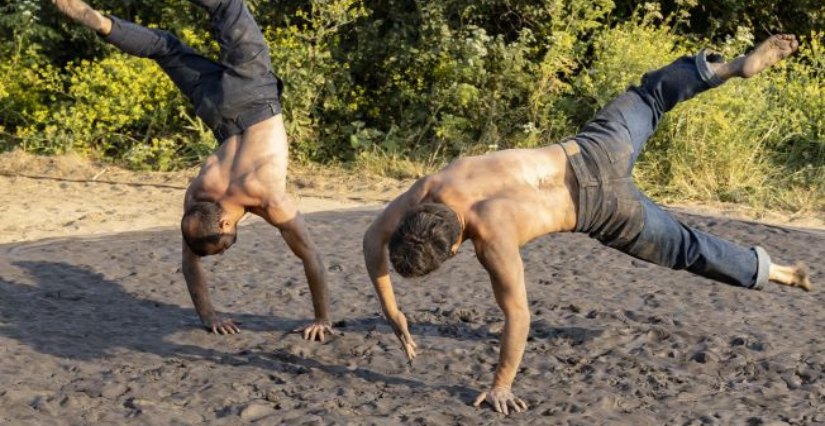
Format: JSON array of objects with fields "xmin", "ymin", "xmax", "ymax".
[
  {"xmin": 52, "ymin": 0, "xmax": 333, "ymax": 341},
  {"xmin": 363, "ymin": 35, "xmax": 810, "ymax": 414}
]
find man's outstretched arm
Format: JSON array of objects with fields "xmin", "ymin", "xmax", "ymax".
[
  {"xmin": 363, "ymin": 219, "xmax": 417, "ymax": 361},
  {"xmin": 275, "ymin": 215, "xmax": 333, "ymax": 342},
  {"xmin": 262, "ymin": 196, "xmax": 333, "ymax": 342},
  {"xmin": 473, "ymin": 238, "xmax": 530, "ymax": 415},
  {"xmin": 362, "ymin": 187, "xmax": 427, "ymax": 361},
  {"xmin": 182, "ymin": 242, "xmax": 241, "ymax": 334}
]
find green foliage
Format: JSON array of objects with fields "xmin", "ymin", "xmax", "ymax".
[
  {"xmin": 265, "ymin": 0, "xmax": 370, "ymax": 161},
  {"xmin": 627, "ymin": 0, "xmax": 825, "ymax": 41},
  {"xmin": 624, "ymin": 30, "xmax": 825, "ymax": 212},
  {"xmin": 0, "ymin": 0, "xmax": 823, "ymax": 211}
]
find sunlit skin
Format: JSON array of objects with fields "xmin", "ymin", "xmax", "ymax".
[
  {"xmin": 363, "ymin": 35, "xmax": 808, "ymax": 415},
  {"xmin": 181, "ymin": 116, "xmax": 333, "ymax": 341},
  {"xmin": 51, "ymin": 0, "xmax": 333, "ymax": 341}
]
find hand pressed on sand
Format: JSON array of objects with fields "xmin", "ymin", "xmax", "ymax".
[
  {"xmin": 473, "ymin": 387, "xmax": 528, "ymax": 415},
  {"xmin": 388, "ymin": 311, "xmax": 417, "ymax": 362},
  {"xmin": 208, "ymin": 317, "xmax": 241, "ymax": 335},
  {"xmin": 294, "ymin": 319, "xmax": 334, "ymax": 342}
]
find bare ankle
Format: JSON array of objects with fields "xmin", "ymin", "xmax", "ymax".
[
  {"xmin": 708, "ymin": 57, "xmax": 745, "ymax": 82},
  {"xmin": 99, "ymin": 15, "xmax": 112, "ymax": 35}
]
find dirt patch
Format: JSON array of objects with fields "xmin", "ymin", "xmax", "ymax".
[
  {"xmin": 0, "ymin": 208, "xmax": 821, "ymax": 425},
  {"xmin": 2, "ymin": 150, "xmax": 821, "ymax": 246},
  {"xmin": 0, "ymin": 150, "xmax": 410, "ymax": 244}
]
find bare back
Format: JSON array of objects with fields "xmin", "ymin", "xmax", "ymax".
[
  {"xmin": 187, "ymin": 114, "xmax": 289, "ymax": 213},
  {"xmin": 421, "ymin": 144, "xmax": 579, "ymax": 246}
]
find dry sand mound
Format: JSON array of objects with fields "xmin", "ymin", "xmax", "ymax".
[{"xmin": 0, "ymin": 208, "xmax": 822, "ymax": 425}]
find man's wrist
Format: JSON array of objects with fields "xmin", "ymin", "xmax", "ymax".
[
  {"xmin": 382, "ymin": 308, "xmax": 399, "ymax": 320},
  {"xmin": 200, "ymin": 312, "xmax": 217, "ymax": 325},
  {"xmin": 492, "ymin": 378, "xmax": 512, "ymax": 390}
]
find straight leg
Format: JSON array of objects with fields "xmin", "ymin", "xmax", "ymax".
[
  {"xmin": 185, "ymin": 0, "xmax": 283, "ymax": 138},
  {"xmin": 620, "ymin": 193, "xmax": 771, "ymax": 289},
  {"xmin": 574, "ymin": 35, "xmax": 810, "ymax": 291},
  {"xmin": 576, "ymin": 51, "xmax": 725, "ymax": 176}
]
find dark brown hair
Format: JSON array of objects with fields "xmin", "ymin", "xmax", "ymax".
[
  {"xmin": 389, "ymin": 203, "xmax": 462, "ymax": 277},
  {"xmin": 181, "ymin": 201, "xmax": 237, "ymax": 257}
]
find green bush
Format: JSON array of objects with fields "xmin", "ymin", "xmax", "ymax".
[{"xmin": 0, "ymin": 0, "xmax": 822, "ymax": 212}]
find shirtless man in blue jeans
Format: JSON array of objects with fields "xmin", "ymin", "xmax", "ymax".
[
  {"xmin": 51, "ymin": 0, "xmax": 334, "ymax": 341},
  {"xmin": 363, "ymin": 35, "xmax": 811, "ymax": 414}
]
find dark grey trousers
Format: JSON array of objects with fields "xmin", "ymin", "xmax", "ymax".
[
  {"xmin": 103, "ymin": 0, "xmax": 283, "ymax": 142},
  {"xmin": 564, "ymin": 51, "xmax": 770, "ymax": 289}
]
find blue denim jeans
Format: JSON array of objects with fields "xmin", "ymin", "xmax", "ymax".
[
  {"xmin": 562, "ymin": 51, "xmax": 771, "ymax": 289},
  {"xmin": 102, "ymin": 0, "xmax": 283, "ymax": 142}
]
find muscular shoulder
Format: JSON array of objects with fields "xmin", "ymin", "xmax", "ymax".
[
  {"xmin": 469, "ymin": 195, "xmax": 541, "ymax": 249},
  {"xmin": 189, "ymin": 169, "xmax": 227, "ymax": 202},
  {"xmin": 366, "ymin": 177, "xmax": 434, "ymax": 239}
]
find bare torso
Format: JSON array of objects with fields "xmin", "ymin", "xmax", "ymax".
[
  {"xmin": 363, "ymin": 142, "xmax": 581, "ymax": 409},
  {"xmin": 186, "ymin": 115, "xmax": 289, "ymax": 218},
  {"xmin": 181, "ymin": 114, "xmax": 332, "ymax": 340},
  {"xmin": 420, "ymin": 144, "xmax": 579, "ymax": 247}
]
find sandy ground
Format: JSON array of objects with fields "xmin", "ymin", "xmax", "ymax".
[
  {"xmin": 1, "ymin": 152, "xmax": 824, "ymax": 425},
  {"xmin": 0, "ymin": 150, "xmax": 409, "ymax": 244},
  {"xmin": 0, "ymin": 150, "xmax": 820, "ymax": 245}
]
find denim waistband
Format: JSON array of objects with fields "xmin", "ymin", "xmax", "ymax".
[
  {"xmin": 214, "ymin": 101, "xmax": 282, "ymax": 142},
  {"xmin": 559, "ymin": 139, "xmax": 592, "ymax": 233}
]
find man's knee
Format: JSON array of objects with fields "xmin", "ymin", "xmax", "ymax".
[{"xmin": 149, "ymin": 30, "xmax": 187, "ymax": 59}]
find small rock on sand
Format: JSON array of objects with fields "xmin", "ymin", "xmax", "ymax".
[
  {"xmin": 101, "ymin": 383, "xmax": 129, "ymax": 399},
  {"xmin": 240, "ymin": 402, "xmax": 275, "ymax": 421}
]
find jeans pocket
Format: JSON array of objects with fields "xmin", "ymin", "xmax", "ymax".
[
  {"xmin": 605, "ymin": 141, "xmax": 634, "ymax": 176},
  {"xmin": 609, "ymin": 197, "xmax": 645, "ymax": 246},
  {"xmin": 597, "ymin": 183, "xmax": 645, "ymax": 248}
]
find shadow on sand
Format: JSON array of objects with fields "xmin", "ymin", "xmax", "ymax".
[{"xmin": 0, "ymin": 260, "xmax": 480, "ymax": 399}]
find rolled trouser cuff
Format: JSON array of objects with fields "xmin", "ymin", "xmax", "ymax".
[
  {"xmin": 695, "ymin": 49, "xmax": 726, "ymax": 88},
  {"xmin": 100, "ymin": 15, "xmax": 129, "ymax": 48},
  {"xmin": 99, "ymin": 15, "xmax": 145, "ymax": 56},
  {"xmin": 752, "ymin": 246, "xmax": 771, "ymax": 290}
]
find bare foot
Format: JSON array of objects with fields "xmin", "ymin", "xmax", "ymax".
[
  {"xmin": 769, "ymin": 261, "xmax": 812, "ymax": 292},
  {"xmin": 729, "ymin": 34, "xmax": 799, "ymax": 78},
  {"xmin": 51, "ymin": 0, "xmax": 111, "ymax": 34},
  {"xmin": 792, "ymin": 262, "xmax": 812, "ymax": 292}
]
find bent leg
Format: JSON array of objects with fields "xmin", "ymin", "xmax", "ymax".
[
  {"xmin": 102, "ymin": 16, "xmax": 224, "ymax": 98},
  {"xmin": 618, "ymin": 194, "xmax": 771, "ymax": 289},
  {"xmin": 186, "ymin": 0, "xmax": 272, "ymax": 76},
  {"xmin": 576, "ymin": 51, "xmax": 725, "ymax": 173}
]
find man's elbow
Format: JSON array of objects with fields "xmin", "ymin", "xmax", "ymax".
[
  {"xmin": 506, "ymin": 306, "xmax": 531, "ymax": 325},
  {"xmin": 363, "ymin": 223, "xmax": 378, "ymax": 249},
  {"xmin": 362, "ymin": 226, "xmax": 383, "ymax": 260}
]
